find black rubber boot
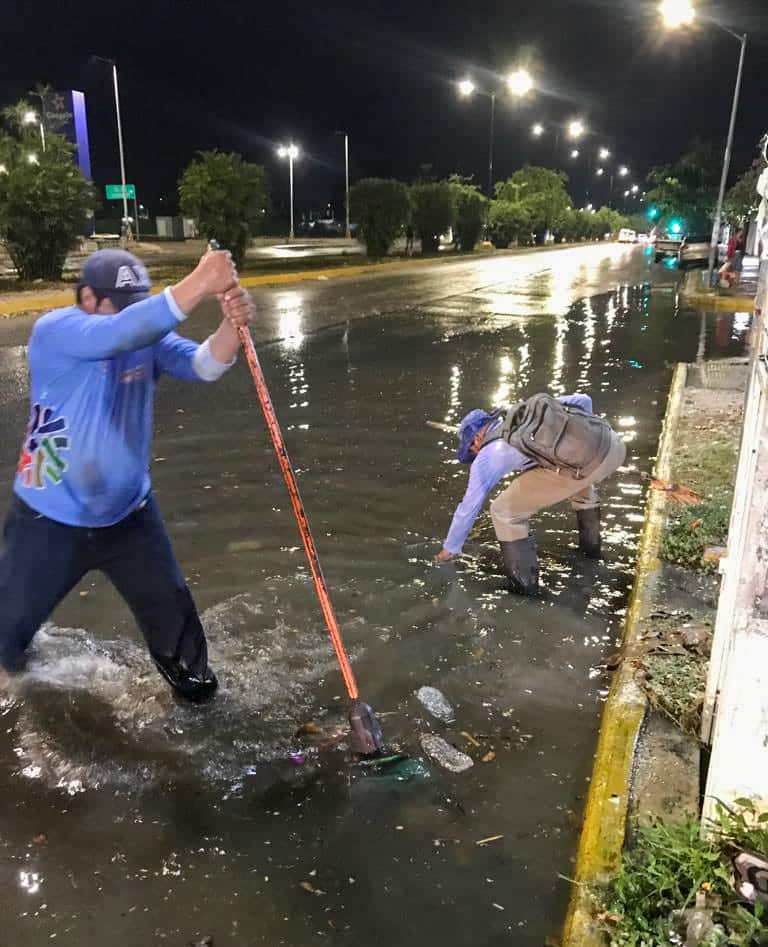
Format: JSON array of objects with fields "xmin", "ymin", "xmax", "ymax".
[
  {"xmin": 576, "ymin": 507, "xmax": 602, "ymax": 559},
  {"xmin": 499, "ymin": 537, "xmax": 539, "ymax": 596},
  {"xmin": 152, "ymin": 655, "xmax": 218, "ymax": 703}
]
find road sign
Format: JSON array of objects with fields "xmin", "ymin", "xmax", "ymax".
[{"xmin": 105, "ymin": 184, "xmax": 136, "ymax": 200}]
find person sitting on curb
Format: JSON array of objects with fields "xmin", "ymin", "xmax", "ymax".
[
  {"xmin": 436, "ymin": 392, "xmax": 626, "ymax": 596},
  {"xmin": 0, "ymin": 248, "xmax": 254, "ymax": 701}
]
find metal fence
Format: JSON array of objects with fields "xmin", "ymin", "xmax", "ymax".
[{"xmin": 702, "ymin": 261, "xmax": 768, "ymax": 823}]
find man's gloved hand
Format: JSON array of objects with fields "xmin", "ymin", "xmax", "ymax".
[{"xmin": 218, "ymin": 286, "xmax": 254, "ymax": 329}]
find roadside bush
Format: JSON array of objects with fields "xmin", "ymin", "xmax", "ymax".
[
  {"xmin": 350, "ymin": 177, "xmax": 411, "ymax": 258},
  {"xmin": 487, "ymin": 199, "xmax": 531, "ymax": 248},
  {"xmin": 178, "ymin": 150, "xmax": 270, "ymax": 267},
  {"xmin": 448, "ymin": 178, "xmax": 487, "ymax": 251},
  {"xmin": 410, "ymin": 181, "xmax": 456, "ymax": 254},
  {"xmin": 600, "ymin": 802, "xmax": 768, "ymax": 944},
  {"xmin": 0, "ymin": 101, "xmax": 95, "ymax": 281}
]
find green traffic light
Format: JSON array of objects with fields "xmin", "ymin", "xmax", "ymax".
[
  {"xmin": 647, "ymin": 206, "xmax": 659, "ymax": 220},
  {"xmin": 669, "ymin": 219, "xmax": 683, "ymax": 235}
]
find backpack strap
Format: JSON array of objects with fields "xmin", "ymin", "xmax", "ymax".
[{"xmin": 479, "ymin": 404, "xmax": 523, "ymax": 450}]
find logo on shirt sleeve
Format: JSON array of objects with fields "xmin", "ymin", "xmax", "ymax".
[{"xmin": 17, "ymin": 405, "xmax": 69, "ymax": 488}]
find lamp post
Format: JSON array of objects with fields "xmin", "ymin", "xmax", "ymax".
[
  {"xmin": 458, "ymin": 68, "xmax": 533, "ymax": 197},
  {"xmin": 277, "ymin": 143, "xmax": 300, "ymax": 241},
  {"xmin": 22, "ymin": 110, "xmax": 46, "ymax": 152},
  {"xmin": 334, "ymin": 130, "xmax": 351, "ymax": 240},
  {"xmin": 94, "ymin": 57, "xmax": 130, "ymax": 238},
  {"xmin": 659, "ymin": 0, "xmax": 747, "ymax": 284}
]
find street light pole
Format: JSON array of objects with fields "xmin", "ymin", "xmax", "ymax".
[
  {"xmin": 707, "ymin": 31, "xmax": 747, "ymax": 285},
  {"xmin": 487, "ymin": 92, "xmax": 496, "ymax": 198},
  {"xmin": 111, "ymin": 63, "xmax": 129, "ymax": 237},
  {"xmin": 344, "ymin": 132, "xmax": 351, "ymax": 240},
  {"xmin": 277, "ymin": 144, "xmax": 300, "ymax": 241}
]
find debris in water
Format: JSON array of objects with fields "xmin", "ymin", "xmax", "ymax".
[
  {"xmin": 461, "ymin": 731, "xmax": 481, "ymax": 748},
  {"xmin": 289, "ymin": 753, "xmax": 306, "ymax": 766},
  {"xmin": 481, "ymin": 751, "xmax": 496, "ymax": 763},
  {"xmin": 420, "ymin": 734, "xmax": 473, "ymax": 773},
  {"xmin": 417, "ymin": 686, "xmax": 455, "ymax": 723},
  {"xmin": 492, "ymin": 903, "xmax": 505, "ymax": 912},
  {"xmin": 476, "ymin": 835, "xmax": 504, "ymax": 846},
  {"xmin": 32, "ymin": 834, "xmax": 48, "ymax": 847},
  {"xmin": 187, "ymin": 938, "xmax": 213, "ymax": 947},
  {"xmin": 300, "ymin": 881, "xmax": 326, "ymax": 896},
  {"xmin": 296, "ymin": 722, "xmax": 324, "ymax": 737}
]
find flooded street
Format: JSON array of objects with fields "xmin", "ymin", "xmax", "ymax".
[{"xmin": 0, "ymin": 245, "xmax": 750, "ymax": 945}]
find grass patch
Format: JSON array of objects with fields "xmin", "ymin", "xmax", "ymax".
[
  {"xmin": 661, "ymin": 498, "xmax": 732, "ymax": 571},
  {"xmin": 639, "ymin": 652, "xmax": 706, "ymax": 736},
  {"xmin": 599, "ymin": 802, "xmax": 768, "ymax": 945}
]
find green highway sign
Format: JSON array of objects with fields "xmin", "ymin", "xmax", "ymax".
[{"xmin": 105, "ymin": 184, "xmax": 136, "ymax": 200}]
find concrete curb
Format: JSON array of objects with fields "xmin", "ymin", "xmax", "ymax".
[
  {"xmin": 0, "ymin": 242, "xmax": 589, "ymax": 320},
  {"xmin": 560, "ymin": 362, "xmax": 688, "ymax": 946}
]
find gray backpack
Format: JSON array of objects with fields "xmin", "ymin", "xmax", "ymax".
[{"xmin": 482, "ymin": 393, "xmax": 613, "ymax": 479}]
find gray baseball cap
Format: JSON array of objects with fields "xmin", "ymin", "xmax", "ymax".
[{"xmin": 79, "ymin": 249, "xmax": 152, "ymax": 311}]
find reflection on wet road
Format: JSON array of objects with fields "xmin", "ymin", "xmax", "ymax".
[{"xmin": 0, "ymin": 245, "xmax": 750, "ymax": 945}]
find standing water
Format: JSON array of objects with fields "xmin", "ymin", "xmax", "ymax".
[{"xmin": 0, "ymin": 249, "xmax": 749, "ymax": 945}]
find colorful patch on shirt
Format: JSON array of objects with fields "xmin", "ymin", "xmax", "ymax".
[{"xmin": 17, "ymin": 404, "xmax": 69, "ymax": 488}]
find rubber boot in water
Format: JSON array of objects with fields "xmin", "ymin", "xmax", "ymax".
[
  {"xmin": 576, "ymin": 507, "xmax": 602, "ymax": 559},
  {"xmin": 499, "ymin": 536, "xmax": 539, "ymax": 596},
  {"xmin": 153, "ymin": 655, "xmax": 218, "ymax": 703}
]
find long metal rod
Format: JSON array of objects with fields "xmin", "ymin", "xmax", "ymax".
[
  {"xmin": 112, "ymin": 64, "xmax": 129, "ymax": 234},
  {"xmin": 236, "ymin": 325, "xmax": 360, "ymax": 699},
  {"xmin": 707, "ymin": 33, "xmax": 747, "ymax": 285},
  {"xmin": 288, "ymin": 156, "xmax": 295, "ymax": 241}
]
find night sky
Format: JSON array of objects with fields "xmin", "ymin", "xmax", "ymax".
[{"xmin": 2, "ymin": 0, "xmax": 767, "ymax": 217}]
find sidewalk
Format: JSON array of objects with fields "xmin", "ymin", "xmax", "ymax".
[
  {"xmin": 561, "ymin": 354, "xmax": 749, "ymax": 944},
  {"xmin": 679, "ymin": 255, "xmax": 759, "ymax": 312}
]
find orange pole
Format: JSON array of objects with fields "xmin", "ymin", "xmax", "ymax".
[{"xmin": 237, "ymin": 325, "xmax": 360, "ymax": 701}]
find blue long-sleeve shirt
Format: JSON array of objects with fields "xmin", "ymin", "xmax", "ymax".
[
  {"xmin": 443, "ymin": 394, "xmax": 594, "ymax": 554},
  {"xmin": 14, "ymin": 289, "xmax": 233, "ymax": 528}
]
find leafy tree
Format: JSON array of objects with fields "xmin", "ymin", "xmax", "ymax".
[
  {"xmin": 178, "ymin": 150, "xmax": 270, "ymax": 267},
  {"xmin": 645, "ymin": 142, "xmax": 719, "ymax": 233},
  {"xmin": 496, "ymin": 165, "xmax": 571, "ymax": 236},
  {"xmin": 0, "ymin": 99, "xmax": 95, "ymax": 281},
  {"xmin": 448, "ymin": 176, "xmax": 487, "ymax": 251},
  {"xmin": 593, "ymin": 206, "xmax": 627, "ymax": 238},
  {"xmin": 410, "ymin": 180, "xmax": 456, "ymax": 254},
  {"xmin": 487, "ymin": 199, "xmax": 532, "ymax": 248},
  {"xmin": 724, "ymin": 161, "xmax": 763, "ymax": 225},
  {"xmin": 349, "ymin": 177, "xmax": 411, "ymax": 258}
]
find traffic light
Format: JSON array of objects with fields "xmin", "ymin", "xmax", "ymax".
[
  {"xmin": 647, "ymin": 206, "xmax": 659, "ymax": 220},
  {"xmin": 668, "ymin": 218, "xmax": 683, "ymax": 235}
]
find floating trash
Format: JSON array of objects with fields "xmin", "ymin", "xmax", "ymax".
[{"xmin": 417, "ymin": 686, "xmax": 455, "ymax": 723}]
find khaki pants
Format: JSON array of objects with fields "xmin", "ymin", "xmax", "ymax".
[{"xmin": 489, "ymin": 433, "xmax": 627, "ymax": 543}]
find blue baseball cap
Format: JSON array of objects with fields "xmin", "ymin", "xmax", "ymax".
[
  {"xmin": 80, "ymin": 249, "xmax": 152, "ymax": 311},
  {"xmin": 457, "ymin": 409, "xmax": 494, "ymax": 463}
]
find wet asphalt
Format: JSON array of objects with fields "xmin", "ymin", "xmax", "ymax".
[{"xmin": 0, "ymin": 245, "xmax": 750, "ymax": 946}]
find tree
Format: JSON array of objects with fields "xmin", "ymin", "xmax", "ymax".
[
  {"xmin": 487, "ymin": 199, "xmax": 533, "ymax": 248},
  {"xmin": 448, "ymin": 176, "xmax": 487, "ymax": 251},
  {"xmin": 0, "ymin": 99, "xmax": 95, "ymax": 281},
  {"xmin": 496, "ymin": 165, "xmax": 571, "ymax": 238},
  {"xmin": 410, "ymin": 181, "xmax": 456, "ymax": 254},
  {"xmin": 349, "ymin": 178, "xmax": 411, "ymax": 257},
  {"xmin": 178, "ymin": 151, "xmax": 270, "ymax": 267},
  {"xmin": 724, "ymin": 161, "xmax": 763, "ymax": 225},
  {"xmin": 645, "ymin": 142, "xmax": 719, "ymax": 233}
]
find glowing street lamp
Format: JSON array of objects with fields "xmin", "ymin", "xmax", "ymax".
[
  {"xmin": 568, "ymin": 118, "xmax": 586, "ymax": 140},
  {"xmin": 27, "ymin": 153, "xmax": 39, "ymax": 165},
  {"xmin": 618, "ymin": 165, "xmax": 629, "ymax": 177},
  {"xmin": 659, "ymin": 0, "xmax": 747, "ymax": 284},
  {"xmin": 596, "ymin": 168, "xmax": 605, "ymax": 176},
  {"xmin": 458, "ymin": 78, "xmax": 476, "ymax": 98},
  {"xmin": 506, "ymin": 68, "xmax": 533, "ymax": 97},
  {"xmin": 631, "ymin": 184, "xmax": 639, "ymax": 194},
  {"xmin": 22, "ymin": 109, "xmax": 46, "ymax": 151},
  {"xmin": 532, "ymin": 122, "xmax": 544, "ymax": 137},
  {"xmin": 624, "ymin": 189, "xmax": 630, "ymax": 197},
  {"xmin": 277, "ymin": 143, "xmax": 300, "ymax": 241},
  {"xmin": 598, "ymin": 147, "xmax": 610, "ymax": 161},
  {"xmin": 570, "ymin": 149, "xmax": 579, "ymax": 159},
  {"xmin": 659, "ymin": 0, "xmax": 695, "ymax": 29}
]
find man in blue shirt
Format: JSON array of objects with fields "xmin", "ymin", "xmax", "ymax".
[
  {"xmin": 0, "ymin": 248, "xmax": 253, "ymax": 701},
  {"xmin": 437, "ymin": 394, "xmax": 626, "ymax": 595}
]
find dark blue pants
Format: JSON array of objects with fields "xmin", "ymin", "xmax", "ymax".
[{"xmin": 0, "ymin": 494, "xmax": 209, "ymax": 675}]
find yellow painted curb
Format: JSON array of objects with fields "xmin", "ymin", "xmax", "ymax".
[
  {"xmin": 560, "ymin": 362, "xmax": 688, "ymax": 946},
  {"xmin": 683, "ymin": 292, "xmax": 755, "ymax": 313}
]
